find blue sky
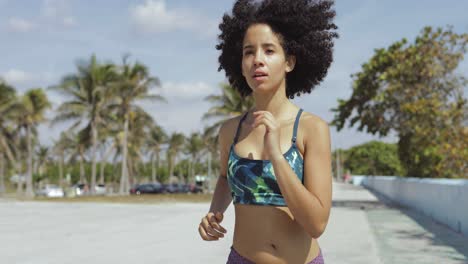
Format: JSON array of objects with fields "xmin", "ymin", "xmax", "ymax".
[{"xmin": 1, "ymin": 0, "xmax": 467, "ymax": 151}]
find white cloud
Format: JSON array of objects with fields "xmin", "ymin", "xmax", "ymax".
[
  {"xmin": 7, "ymin": 17, "xmax": 35, "ymax": 32},
  {"xmin": 2, "ymin": 69, "xmax": 33, "ymax": 84},
  {"xmin": 40, "ymin": 0, "xmax": 76, "ymax": 27},
  {"xmin": 129, "ymin": 0, "xmax": 216, "ymax": 36},
  {"xmin": 160, "ymin": 81, "xmax": 216, "ymax": 99}
]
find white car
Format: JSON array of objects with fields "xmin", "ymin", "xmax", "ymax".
[{"xmin": 36, "ymin": 184, "xmax": 65, "ymax": 198}]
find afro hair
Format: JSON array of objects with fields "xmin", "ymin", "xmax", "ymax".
[{"xmin": 216, "ymin": 0, "xmax": 339, "ymax": 99}]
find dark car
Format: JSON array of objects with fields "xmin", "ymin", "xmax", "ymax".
[
  {"xmin": 163, "ymin": 183, "xmax": 182, "ymax": 193},
  {"xmin": 130, "ymin": 183, "xmax": 164, "ymax": 195},
  {"xmin": 187, "ymin": 183, "xmax": 203, "ymax": 194},
  {"xmin": 163, "ymin": 183, "xmax": 203, "ymax": 194}
]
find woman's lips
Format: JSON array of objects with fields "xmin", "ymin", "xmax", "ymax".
[{"xmin": 253, "ymin": 75, "xmax": 268, "ymax": 82}]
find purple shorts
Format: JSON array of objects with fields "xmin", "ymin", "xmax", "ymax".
[{"xmin": 226, "ymin": 246, "xmax": 324, "ymax": 264}]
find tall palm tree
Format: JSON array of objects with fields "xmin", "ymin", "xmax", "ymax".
[
  {"xmin": 16, "ymin": 88, "xmax": 51, "ymax": 197},
  {"xmin": 185, "ymin": 132, "xmax": 205, "ymax": 183},
  {"xmin": 145, "ymin": 124, "xmax": 167, "ymax": 183},
  {"xmin": 0, "ymin": 81, "xmax": 19, "ymax": 194},
  {"xmin": 115, "ymin": 108, "xmax": 156, "ymax": 186},
  {"xmin": 167, "ymin": 132, "xmax": 185, "ymax": 183},
  {"xmin": 51, "ymin": 132, "xmax": 73, "ymax": 187},
  {"xmin": 35, "ymin": 145, "xmax": 49, "ymax": 176},
  {"xmin": 202, "ymin": 83, "xmax": 254, "ymax": 138},
  {"xmin": 50, "ymin": 54, "xmax": 117, "ymax": 194},
  {"xmin": 109, "ymin": 55, "xmax": 166, "ymax": 194}
]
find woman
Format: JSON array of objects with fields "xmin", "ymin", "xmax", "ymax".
[{"xmin": 198, "ymin": 0, "xmax": 338, "ymax": 263}]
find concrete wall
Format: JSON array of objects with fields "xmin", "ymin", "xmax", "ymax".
[{"xmin": 357, "ymin": 175, "xmax": 468, "ymax": 237}]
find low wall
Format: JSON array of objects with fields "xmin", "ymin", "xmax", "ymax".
[{"xmin": 356, "ymin": 175, "xmax": 468, "ymax": 237}]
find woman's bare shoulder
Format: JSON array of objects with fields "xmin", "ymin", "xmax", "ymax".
[
  {"xmin": 218, "ymin": 114, "xmax": 245, "ymax": 146},
  {"xmin": 300, "ymin": 111, "xmax": 328, "ymax": 125},
  {"xmin": 299, "ymin": 111, "xmax": 330, "ymax": 140}
]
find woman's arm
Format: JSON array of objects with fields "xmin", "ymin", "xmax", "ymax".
[
  {"xmin": 208, "ymin": 121, "xmax": 233, "ymax": 214},
  {"xmin": 271, "ymin": 116, "xmax": 332, "ymax": 239},
  {"xmin": 199, "ymin": 121, "xmax": 233, "ymax": 241}
]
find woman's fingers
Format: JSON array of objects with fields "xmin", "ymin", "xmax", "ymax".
[
  {"xmin": 198, "ymin": 225, "xmax": 219, "ymax": 241},
  {"xmin": 202, "ymin": 216, "xmax": 225, "ymax": 238},
  {"xmin": 252, "ymin": 111, "xmax": 278, "ymax": 131},
  {"xmin": 210, "ymin": 215, "xmax": 227, "ymax": 233}
]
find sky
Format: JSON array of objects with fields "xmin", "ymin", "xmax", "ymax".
[{"xmin": 1, "ymin": 0, "xmax": 467, "ymax": 151}]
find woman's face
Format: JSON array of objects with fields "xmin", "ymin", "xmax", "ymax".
[{"xmin": 241, "ymin": 23, "xmax": 295, "ymax": 95}]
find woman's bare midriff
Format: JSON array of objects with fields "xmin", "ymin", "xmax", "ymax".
[{"xmin": 232, "ymin": 204, "xmax": 320, "ymax": 264}]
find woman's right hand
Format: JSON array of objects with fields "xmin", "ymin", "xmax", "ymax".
[{"xmin": 198, "ymin": 211, "xmax": 227, "ymax": 241}]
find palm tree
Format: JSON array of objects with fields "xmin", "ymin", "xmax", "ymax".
[
  {"xmin": 202, "ymin": 83, "xmax": 254, "ymax": 138},
  {"xmin": 115, "ymin": 108, "xmax": 156, "ymax": 186},
  {"xmin": 167, "ymin": 132, "xmax": 185, "ymax": 183},
  {"xmin": 109, "ymin": 55, "xmax": 166, "ymax": 194},
  {"xmin": 50, "ymin": 54, "xmax": 117, "ymax": 194},
  {"xmin": 35, "ymin": 145, "xmax": 50, "ymax": 175},
  {"xmin": 201, "ymin": 83, "xmax": 253, "ymax": 189},
  {"xmin": 16, "ymin": 88, "xmax": 51, "ymax": 197},
  {"xmin": 185, "ymin": 132, "xmax": 205, "ymax": 183},
  {"xmin": 0, "ymin": 81, "xmax": 19, "ymax": 194},
  {"xmin": 51, "ymin": 132, "xmax": 73, "ymax": 187},
  {"xmin": 145, "ymin": 124, "xmax": 167, "ymax": 183}
]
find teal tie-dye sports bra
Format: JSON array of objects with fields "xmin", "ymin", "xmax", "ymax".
[{"xmin": 227, "ymin": 108, "xmax": 304, "ymax": 206}]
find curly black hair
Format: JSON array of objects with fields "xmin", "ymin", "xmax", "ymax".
[{"xmin": 216, "ymin": 0, "xmax": 339, "ymax": 99}]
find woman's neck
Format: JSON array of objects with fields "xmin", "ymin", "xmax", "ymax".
[{"xmin": 251, "ymin": 85, "xmax": 295, "ymax": 121}]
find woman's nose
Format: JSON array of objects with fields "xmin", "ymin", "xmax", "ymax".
[{"xmin": 253, "ymin": 52, "xmax": 265, "ymax": 66}]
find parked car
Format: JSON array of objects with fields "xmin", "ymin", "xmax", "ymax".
[
  {"xmin": 70, "ymin": 183, "xmax": 107, "ymax": 196},
  {"xmin": 163, "ymin": 183, "xmax": 183, "ymax": 193},
  {"xmin": 163, "ymin": 183, "xmax": 203, "ymax": 194},
  {"xmin": 130, "ymin": 183, "xmax": 164, "ymax": 195},
  {"xmin": 188, "ymin": 183, "xmax": 203, "ymax": 194},
  {"xmin": 36, "ymin": 184, "xmax": 64, "ymax": 198}
]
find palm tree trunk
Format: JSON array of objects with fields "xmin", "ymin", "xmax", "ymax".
[
  {"xmin": 1, "ymin": 136, "xmax": 20, "ymax": 194},
  {"xmin": 151, "ymin": 153, "xmax": 155, "ymax": 182},
  {"xmin": 90, "ymin": 122, "xmax": 98, "ymax": 194},
  {"xmin": 191, "ymin": 157, "xmax": 195, "ymax": 183},
  {"xmin": 0, "ymin": 153, "xmax": 5, "ymax": 195},
  {"xmin": 127, "ymin": 156, "xmax": 134, "ymax": 186},
  {"xmin": 168, "ymin": 152, "xmax": 174, "ymax": 183},
  {"xmin": 156, "ymin": 151, "xmax": 160, "ymax": 182},
  {"xmin": 15, "ymin": 134, "xmax": 22, "ymax": 195},
  {"xmin": 25, "ymin": 125, "xmax": 34, "ymax": 198},
  {"xmin": 119, "ymin": 115, "xmax": 130, "ymax": 194},
  {"xmin": 59, "ymin": 151, "xmax": 64, "ymax": 187},
  {"xmin": 100, "ymin": 143, "xmax": 115, "ymax": 185},
  {"xmin": 79, "ymin": 148, "xmax": 85, "ymax": 183}
]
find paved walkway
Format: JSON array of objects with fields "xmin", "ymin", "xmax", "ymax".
[{"xmin": 0, "ymin": 182, "xmax": 467, "ymax": 264}]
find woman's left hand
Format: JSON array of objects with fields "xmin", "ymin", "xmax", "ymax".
[{"xmin": 252, "ymin": 111, "xmax": 283, "ymax": 160}]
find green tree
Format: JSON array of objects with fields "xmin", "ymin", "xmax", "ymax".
[
  {"xmin": 185, "ymin": 132, "xmax": 205, "ymax": 183},
  {"xmin": 16, "ymin": 88, "xmax": 51, "ymax": 197},
  {"xmin": 145, "ymin": 124, "xmax": 168, "ymax": 183},
  {"xmin": 167, "ymin": 132, "xmax": 185, "ymax": 183},
  {"xmin": 109, "ymin": 55, "xmax": 166, "ymax": 194},
  {"xmin": 0, "ymin": 81, "xmax": 19, "ymax": 194},
  {"xmin": 331, "ymin": 26, "xmax": 468, "ymax": 178},
  {"xmin": 343, "ymin": 141, "xmax": 405, "ymax": 176},
  {"xmin": 51, "ymin": 54, "xmax": 117, "ymax": 194},
  {"xmin": 202, "ymin": 83, "xmax": 254, "ymax": 138}
]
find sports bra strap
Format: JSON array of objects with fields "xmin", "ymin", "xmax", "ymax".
[
  {"xmin": 233, "ymin": 111, "xmax": 249, "ymax": 144},
  {"xmin": 292, "ymin": 108, "xmax": 303, "ymax": 144}
]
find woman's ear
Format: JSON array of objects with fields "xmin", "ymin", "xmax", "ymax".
[{"xmin": 286, "ymin": 55, "xmax": 296, "ymax": 73}]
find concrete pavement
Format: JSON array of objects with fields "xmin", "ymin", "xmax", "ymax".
[{"xmin": 1, "ymin": 182, "xmax": 467, "ymax": 263}]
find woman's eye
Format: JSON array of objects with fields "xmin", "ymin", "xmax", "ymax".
[{"xmin": 266, "ymin": 49, "xmax": 274, "ymax": 54}]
